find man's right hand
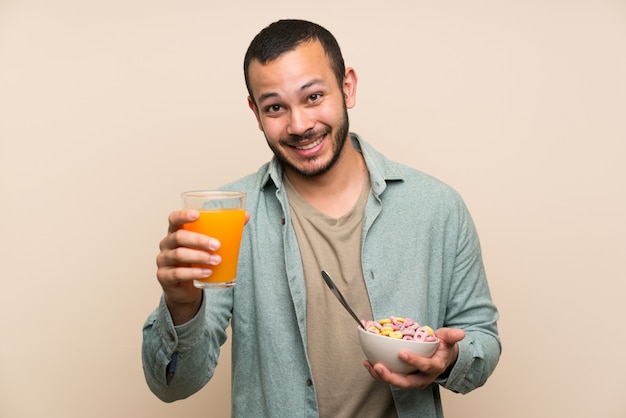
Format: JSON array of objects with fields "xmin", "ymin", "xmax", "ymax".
[{"xmin": 155, "ymin": 209, "xmax": 222, "ymax": 325}]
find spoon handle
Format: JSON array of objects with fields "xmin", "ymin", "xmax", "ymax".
[{"xmin": 321, "ymin": 271, "xmax": 366, "ymax": 329}]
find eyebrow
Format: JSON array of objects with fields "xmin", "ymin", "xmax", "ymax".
[{"xmin": 257, "ymin": 79, "xmax": 327, "ymax": 105}]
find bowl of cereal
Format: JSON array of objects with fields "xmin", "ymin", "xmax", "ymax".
[{"xmin": 358, "ymin": 316, "xmax": 439, "ymax": 375}]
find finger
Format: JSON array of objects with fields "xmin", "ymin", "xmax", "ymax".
[
  {"xmin": 157, "ymin": 246, "xmax": 221, "ymax": 269},
  {"xmin": 157, "ymin": 267, "xmax": 206, "ymax": 308},
  {"xmin": 370, "ymin": 363, "xmax": 429, "ymax": 390},
  {"xmin": 363, "ymin": 360, "xmax": 382, "ymax": 381},
  {"xmin": 398, "ymin": 348, "xmax": 459, "ymax": 384},
  {"xmin": 167, "ymin": 209, "xmax": 200, "ymax": 233},
  {"xmin": 365, "ymin": 358, "xmax": 435, "ymax": 390},
  {"xmin": 160, "ymin": 228, "xmax": 220, "ymax": 252},
  {"xmin": 435, "ymin": 328, "xmax": 465, "ymax": 346},
  {"xmin": 158, "ymin": 265, "xmax": 214, "ymax": 284}
]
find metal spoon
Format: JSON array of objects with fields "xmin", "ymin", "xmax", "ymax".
[{"xmin": 321, "ymin": 271, "xmax": 366, "ymax": 330}]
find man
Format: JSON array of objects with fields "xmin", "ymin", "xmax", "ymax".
[{"xmin": 143, "ymin": 19, "xmax": 501, "ymax": 417}]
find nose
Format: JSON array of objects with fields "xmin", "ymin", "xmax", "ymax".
[{"xmin": 286, "ymin": 107, "xmax": 314, "ymax": 136}]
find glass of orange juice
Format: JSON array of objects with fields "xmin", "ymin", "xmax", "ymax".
[{"xmin": 181, "ymin": 190, "xmax": 246, "ymax": 289}]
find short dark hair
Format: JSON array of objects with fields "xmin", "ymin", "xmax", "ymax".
[{"xmin": 244, "ymin": 19, "xmax": 346, "ymax": 102}]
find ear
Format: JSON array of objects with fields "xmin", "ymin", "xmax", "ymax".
[
  {"xmin": 342, "ymin": 67, "xmax": 358, "ymax": 109},
  {"xmin": 248, "ymin": 96, "xmax": 263, "ymax": 131}
]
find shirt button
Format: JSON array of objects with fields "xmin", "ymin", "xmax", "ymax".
[
  {"xmin": 306, "ymin": 378, "xmax": 313, "ymax": 386},
  {"xmin": 281, "ymin": 218, "xmax": 285, "ymax": 225}
]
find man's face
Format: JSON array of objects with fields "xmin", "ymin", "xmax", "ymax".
[{"xmin": 247, "ymin": 41, "xmax": 354, "ymax": 178}]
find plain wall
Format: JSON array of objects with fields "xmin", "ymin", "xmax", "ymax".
[{"xmin": 1, "ymin": 1, "xmax": 625, "ymax": 417}]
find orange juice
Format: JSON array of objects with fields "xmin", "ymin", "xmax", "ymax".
[{"xmin": 183, "ymin": 208, "xmax": 246, "ymax": 285}]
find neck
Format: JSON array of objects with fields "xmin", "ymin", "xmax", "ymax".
[{"xmin": 285, "ymin": 141, "xmax": 368, "ymax": 218}]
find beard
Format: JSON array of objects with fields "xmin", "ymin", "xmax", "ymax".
[{"xmin": 266, "ymin": 104, "xmax": 350, "ymax": 178}]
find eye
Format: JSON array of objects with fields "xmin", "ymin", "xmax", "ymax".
[
  {"xmin": 308, "ymin": 93, "xmax": 322, "ymax": 102},
  {"xmin": 264, "ymin": 104, "xmax": 283, "ymax": 114}
]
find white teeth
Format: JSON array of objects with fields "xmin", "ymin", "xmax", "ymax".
[{"xmin": 295, "ymin": 137, "xmax": 322, "ymax": 150}]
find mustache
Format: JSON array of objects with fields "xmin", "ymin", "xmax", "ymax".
[{"xmin": 282, "ymin": 128, "xmax": 328, "ymax": 144}]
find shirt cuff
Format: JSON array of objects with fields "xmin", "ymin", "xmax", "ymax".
[{"xmin": 154, "ymin": 291, "xmax": 207, "ymax": 356}]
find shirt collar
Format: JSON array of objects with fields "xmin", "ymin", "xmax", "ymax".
[{"xmin": 260, "ymin": 132, "xmax": 405, "ymax": 196}]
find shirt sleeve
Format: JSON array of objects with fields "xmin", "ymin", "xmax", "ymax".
[
  {"xmin": 141, "ymin": 291, "xmax": 231, "ymax": 402},
  {"xmin": 437, "ymin": 202, "xmax": 502, "ymax": 394}
]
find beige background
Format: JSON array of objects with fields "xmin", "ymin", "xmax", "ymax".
[{"xmin": 1, "ymin": 1, "xmax": 625, "ymax": 417}]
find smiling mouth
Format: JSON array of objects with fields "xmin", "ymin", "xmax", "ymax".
[{"xmin": 294, "ymin": 135, "xmax": 325, "ymax": 150}]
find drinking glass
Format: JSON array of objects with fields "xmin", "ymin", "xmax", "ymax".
[{"xmin": 181, "ymin": 190, "xmax": 246, "ymax": 288}]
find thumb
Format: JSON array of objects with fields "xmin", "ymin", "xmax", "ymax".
[{"xmin": 435, "ymin": 327, "xmax": 465, "ymax": 346}]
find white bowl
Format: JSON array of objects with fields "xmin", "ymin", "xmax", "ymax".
[{"xmin": 357, "ymin": 327, "xmax": 439, "ymax": 375}]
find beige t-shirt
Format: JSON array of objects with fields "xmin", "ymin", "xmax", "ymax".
[{"xmin": 285, "ymin": 176, "xmax": 397, "ymax": 418}]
